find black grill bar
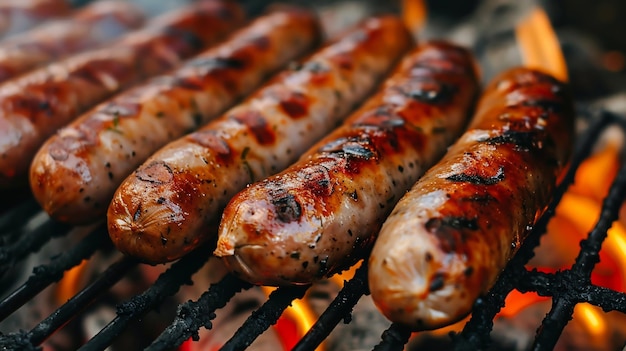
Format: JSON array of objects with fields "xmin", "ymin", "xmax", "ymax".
[
  {"xmin": 0, "ymin": 217, "xmax": 71, "ymax": 277},
  {"xmin": 78, "ymin": 244, "xmax": 213, "ymax": 351},
  {"xmin": 373, "ymin": 323, "xmax": 412, "ymax": 351},
  {"xmin": 0, "ymin": 256, "xmax": 137, "ymax": 350},
  {"xmin": 146, "ymin": 274, "xmax": 253, "ymax": 350},
  {"xmin": 0, "ymin": 225, "xmax": 109, "ymax": 320},
  {"xmin": 27, "ymin": 256, "xmax": 137, "ymax": 346},
  {"xmin": 0, "ymin": 198, "xmax": 40, "ymax": 235},
  {"xmin": 531, "ymin": 146, "xmax": 626, "ymax": 350},
  {"xmin": 219, "ymin": 284, "xmax": 310, "ymax": 351},
  {"xmin": 453, "ymin": 109, "xmax": 625, "ymax": 350},
  {"xmin": 293, "ymin": 261, "xmax": 370, "ymax": 351}
]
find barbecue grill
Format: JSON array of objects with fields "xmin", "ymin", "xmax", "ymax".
[{"xmin": 0, "ymin": 0, "xmax": 625, "ymax": 350}]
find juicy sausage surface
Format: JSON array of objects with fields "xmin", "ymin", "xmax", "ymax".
[
  {"xmin": 107, "ymin": 15, "xmax": 413, "ymax": 264},
  {"xmin": 0, "ymin": 0, "xmax": 244, "ymax": 187},
  {"xmin": 0, "ymin": 0, "xmax": 72, "ymax": 38},
  {"xmin": 30, "ymin": 7, "xmax": 321, "ymax": 224},
  {"xmin": 214, "ymin": 42, "xmax": 480, "ymax": 286},
  {"xmin": 0, "ymin": 1, "xmax": 145, "ymax": 83},
  {"xmin": 368, "ymin": 67, "xmax": 574, "ymax": 330}
]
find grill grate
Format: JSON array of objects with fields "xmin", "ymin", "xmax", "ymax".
[{"xmin": 0, "ymin": 105, "xmax": 624, "ymax": 351}]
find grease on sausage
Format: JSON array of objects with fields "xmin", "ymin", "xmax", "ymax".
[
  {"xmin": 107, "ymin": 15, "xmax": 413, "ymax": 264},
  {"xmin": 367, "ymin": 67, "xmax": 574, "ymax": 330},
  {"xmin": 214, "ymin": 41, "xmax": 480, "ymax": 286},
  {"xmin": 30, "ymin": 6, "xmax": 321, "ymax": 224}
]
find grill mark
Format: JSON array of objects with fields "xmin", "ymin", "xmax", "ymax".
[
  {"xmin": 272, "ymin": 193, "xmax": 301, "ymax": 223},
  {"xmin": 230, "ymin": 110, "xmax": 275, "ymax": 145},
  {"xmin": 187, "ymin": 56, "xmax": 246, "ymax": 70},
  {"xmin": 425, "ymin": 216, "xmax": 479, "ymax": 253},
  {"xmin": 189, "ymin": 130, "xmax": 233, "ymax": 164},
  {"xmin": 446, "ymin": 166, "xmax": 505, "ymax": 185},
  {"xmin": 278, "ymin": 91, "xmax": 309, "ymax": 119},
  {"xmin": 397, "ymin": 80, "xmax": 458, "ymax": 104},
  {"xmin": 483, "ymin": 130, "xmax": 540, "ymax": 151},
  {"xmin": 135, "ymin": 161, "xmax": 173, "ymax": 184},
  {"xmin": 162, "ymin": 27, "xmax": 204, "ymax": 51},
  {"xmin": 520, "ymin": 99, "xmax": 563, "ymax": 113}
]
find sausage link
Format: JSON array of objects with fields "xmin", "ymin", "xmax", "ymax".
[
  {"xmin": 368, "ymin": 67, "xmax": 574, "ymax": 330},
  {"xmin": 0, "ymin": 1, "xmax": 145, "ymax": 83},
  {"xmin": 214, "ymin": 41, "xmax": 480, "ymax": 286},
  {"xmin": 30, "ymin": 7, "xmax": 321, "ymax": 224},
  {"xmin": 0, "ymin": 0, "xmax": 244, "ymax": 187},
  {"xmin": 0, "ymin": 0, "xmax": 72, "ymax": 38},
  {"xmin": 107, "ymin": 15, "xmax": 413, "ymax": 264}
]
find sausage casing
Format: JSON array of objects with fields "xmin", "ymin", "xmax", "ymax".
[
  {"xmin": 0, "ymin": 1, "xmax": 145, "ymax": 83},
  {"xmin": 30, "ymin": 7, "xmax": 321, "ymax": 224},
  {"xmin": 107, "ymin": 15, "xmax": 413, "ymax": 264},
  {"xmin": 0, "ymin": 0, "xmax": 72, "ymax": 38},
  {"xmin": 0, "ymin": 0, "xmax": 244, "ymax": 186},
  {"xmin": 214, "ymin": 42, "xmax": 480, "ymax": 286},
  {"xmin": 368, "ymin": 67, "xmax": 574, "ymax": 330}
]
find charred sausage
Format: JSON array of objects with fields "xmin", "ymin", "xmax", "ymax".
[
  {"xmin": 0, "ymin": 0, "xmax": 244, "ymax": 187},
  {"xmin": 0, "ymin": 0, "xmax": 72, "ymax": 38},
  {"xmin": 368, "ymin": 67, "xmax": 574, "ymax": 330},
  {"xmin": 0, "ymin": 1, "xmax": 145, "ymax": 83},
  {"xmin": 107, "ymin": 15, "xmax": 413, "ymax": 264},
  {"xmin": 30, "ymin": 6, "xmax": 321, "ymax": 224},
  {"xmin": 214, "ymin": 41, "xmax": 480, "ymax": 286}
]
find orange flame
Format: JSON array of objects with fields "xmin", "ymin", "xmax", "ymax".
[
  {"xmin": 55, "ymin": 259, "xmax": 89, "ymax": 303},
  {"xmin": 261, "ymin": 286, "xmax": 322, "ymax": 351},
  {"xmin": 401, "ymin": 0, "xmax": 427, "ymax": 36},
  {"xmin": 515, "ymin": 7, "xmax": 568, "ymax": 82}
]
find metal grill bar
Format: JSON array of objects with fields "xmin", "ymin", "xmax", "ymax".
[
  {"xmin": 293, "ymin": 262, "xmax": 370, "ymax": 351},
  {"xmin": 219, "ymin": 284, "xmax": 310, "ymax": 351},
  {"xmin": 146, "ymin": 274, "xmax": 253, "ymax": 350},
  {"xmin": 0, "ymin": 226, "xmax": 109, "ymax": 320},
  {"xmin": 373, "ymin": 323, "xmax": 412, "ymax": 351},
  {"xmin": 78, "ymin": 244, "xmax": 213, "ymax": 351},
  {"xmin": 0, "ymin": 256, "xmax": 136, "ymax": 349},
  {"xmin": 0, "ymin": 218, "xmax": 71, "ymax": 276},
  {"xmin": 0, "ymin": 198, "xmax": 40, "ymax": 235},
  {"xmin": 27, "ymin": 256, "xmax": 137, "ymax": 346}
]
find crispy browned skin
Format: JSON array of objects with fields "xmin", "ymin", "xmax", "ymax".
[
  {"xmin": 0, "ymin": 0, "xmax": 244, "ymax": 187},
  {"xmin": 0, "ymin": 1, "xmax": 145, "ymax": 83},
  {"xmin": 30, "ymin": 7, "xmax": 321, "ymax": 224},
  {"xmin": 215, "ymin": 42, "xmax": 480, "ymax": 286},
  {"xmin": 108, "ymin": 15, "xmax": 413, "ymax": 264},
  {"xmin": 0, "ymin": 0, "xmax": 72, "ymax": 38},
  {"xmin": 368, "ymin": 67, "xmax": 574, "ymax": 330}
]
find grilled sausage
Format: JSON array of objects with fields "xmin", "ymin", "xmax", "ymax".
[
  {"xmin": 0, "ymin": 1, "xmax": 145, "ymax": 83},
  {"xmin": 0, "ymin": 0, "xmax": 244, "ymax": 187},
  {"xmin": 30, "ymin": 7, "xmax": 321, "ymax": 224},
  {"xmin": 368, "ymin": 67, "xmax": 574, "ymax": 330},
  {"xmin": 214, "ymin": 41, "xmax": 480, "ymax": 286},
  {"xmin": 107, "ymin": 15, "xmax": 413, "ymax": 264},
  {"xmin": 0, "ymin": 0, "xmax": 72, "ymax": 38}
]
